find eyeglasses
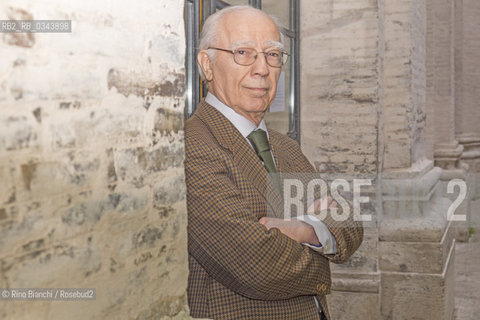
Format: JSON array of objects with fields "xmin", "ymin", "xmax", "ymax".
[{"xmin": 208, "ymin": 47, "xmax": 289, "ymax": 67}]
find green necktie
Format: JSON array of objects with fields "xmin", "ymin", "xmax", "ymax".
[{"xmin": 247, "ymin": 129, "xmax": 281, "ymax": 193}]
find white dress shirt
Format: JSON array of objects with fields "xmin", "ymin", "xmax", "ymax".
[{"xmin": 205, "ymin": 93, "xmax": 337, "ymax": 254}]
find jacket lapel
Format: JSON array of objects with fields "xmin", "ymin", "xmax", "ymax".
[{"xmin": 195, "ymin": 101, "xmax": 284, "ymax": 218}]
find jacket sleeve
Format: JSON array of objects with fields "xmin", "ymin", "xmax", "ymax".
[
  {"xmin": 320, "ymin": 205, "xmax": 364, "ymax": 264},
  {"xmin": 185, "ymin": 134, "xmax": 332, "ymax": 301},
  {"xmin": 284, "ymin": 140, "xmax": 364, "ymax": 265}
]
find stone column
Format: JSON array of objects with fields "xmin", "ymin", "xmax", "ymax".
[
  {"xmin": 429, "ymin": 0, "xmax": 462, "ymax": 172},
  {"xmin": 378, "ymin": 0, "xmax": 455, "ymax": 319},
  {"xmin": 427, "ymin": 0, "xmax": 471, "ymax": 241},
  {"xmin": 301, "ymin": 0, "xmax": 455, "ymax": 319},
  {"xmin": 455, "ymin": 0, "xmax": 480, "ymax": 200},
  {"xmin": 301, "ymin": 0, "xmax": 381, "ymax": 317}
]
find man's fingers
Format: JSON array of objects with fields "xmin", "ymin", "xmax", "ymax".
[
  {"xmin": 313, "ymin": 197, "xmax": 329, "ymax": 212},
  {"xmin": 259, "ymin": 217, "xmax": 280, "ymax": 230},
  {"xmin": 327, "ymin": 197, "xmax": 338, "ymax": 208},
  {"xmin": 308, "ymin": 196, "xmax": 339, "ymax": 213},
  {"xmin": 259, "ymin": 217, "xmax": 294, "ymax": 232}
]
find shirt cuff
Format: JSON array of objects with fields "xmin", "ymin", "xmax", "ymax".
[{"xmin": 296, "ymin": 215, "xmax": 337, "ymax": 254}]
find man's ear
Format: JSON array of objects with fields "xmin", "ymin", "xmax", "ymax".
[{"xmin": 197, "ymin": 51, "xmax": 213, "ymax": 81}]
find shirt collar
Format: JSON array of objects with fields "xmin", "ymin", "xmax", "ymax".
[{"xmin": 205, "ymin": 92, "xmax": 268, "ymax": 138}]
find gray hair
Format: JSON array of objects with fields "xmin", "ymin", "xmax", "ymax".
[{"xmin": 197, "ymin": 5, "xmax": 284, "ymax": 80}]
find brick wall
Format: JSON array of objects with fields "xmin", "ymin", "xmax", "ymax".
[{"xmin": 0, "ymin": 1, "xmax": 188, "ymax": 319}]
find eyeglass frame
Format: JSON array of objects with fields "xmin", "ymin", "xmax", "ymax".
[{"xmin": 207, "ymin": 47, "xmax": 290, "ymax": 67}]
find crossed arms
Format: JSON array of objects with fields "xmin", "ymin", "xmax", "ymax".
[{"xmin": 185, "ymin": 132, "xmax": 363, "ymax": 300}]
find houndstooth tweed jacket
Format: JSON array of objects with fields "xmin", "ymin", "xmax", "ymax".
[{"xmin": 185, "ymin": 101, "xmax": 363, "ymax": 320}]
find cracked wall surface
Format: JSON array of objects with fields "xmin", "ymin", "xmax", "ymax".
[{"xmin": 0, "ymin": 1, "xmax": 188, "ymax": 319}]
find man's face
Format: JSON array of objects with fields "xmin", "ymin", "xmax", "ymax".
[{"xmin": 199, "ymin": 10, "xmax": 282, "ymax": 125}]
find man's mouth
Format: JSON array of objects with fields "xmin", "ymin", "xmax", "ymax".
[{"xmin": 245, "ymin": 87, "xmax": 269, "ymax": 96}]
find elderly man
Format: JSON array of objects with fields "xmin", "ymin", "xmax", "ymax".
[{"xmin": 185, "ymin": 5, "xmax": 363, "ymax": 320}]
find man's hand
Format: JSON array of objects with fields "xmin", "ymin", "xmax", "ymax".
[
  {"xmin": 307, "ymin": 196, "xmax": 338, "ymax": 215},
  {"xmin": 259, "ymin": 197, "xmax": 338, "ymax": 246},
  {"xmin": 259, "ymin": 217, "xmax": 320, "ymax": 246}
]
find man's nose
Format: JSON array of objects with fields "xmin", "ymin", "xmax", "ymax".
[{"xmin": 251, "ymin": 53, "xmax": 270, "ymax": 76}]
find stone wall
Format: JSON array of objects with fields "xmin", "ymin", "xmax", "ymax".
[
  {"xmin": 0, "ymin": 1, "xmax": 188, "ymax": 319},
  {"xmin": 301, "ymin": 0, "xmax": 379, "ymax": 175},
  {"xmin": 382, "ymin": 0, "xmax": 428, "ymax": 169},
  {"xmin": 300, "ymin": 0, "xmax": 472, "ymax": 319},
  {"xmin": 300, "ymin": 1, "xmax": 381, "ymax": 318}
]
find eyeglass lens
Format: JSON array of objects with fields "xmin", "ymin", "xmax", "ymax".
[{"xmin": 233, "ymin": 48, "xmax": 286, "ymax": 67}]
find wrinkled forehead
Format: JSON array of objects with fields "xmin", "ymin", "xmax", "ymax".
[
  {"xmin": 217, "ymin": 9, "xmax": 281, "ymax": 47},
  {"xmin": 230, "ymin": 39, "xmax": 283, "ymax": 50}
]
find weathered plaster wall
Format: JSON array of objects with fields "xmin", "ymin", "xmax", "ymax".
[{"xmin": 0, "ymin": 1, "xmax": 188, "ymax": 319}]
